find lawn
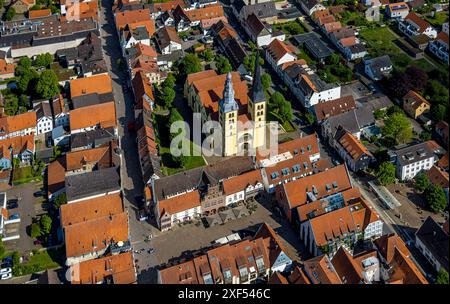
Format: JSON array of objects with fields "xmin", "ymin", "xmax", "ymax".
[
  {"xmin": 424, "ymin": 11, "xmax": 449, "ymax": 28},
  {"xmin": 359, "ymin": 26, "xmax": 412, "ymax": 69},
  {"xmin": 297, "ymin": 51, "xmax": 316, "ymax": 65},
  {"xmin": 273, "ymin": 19, "xmax": 308, "ymax": 36},
  {"xmin": 12, "ymin": 247, "xmax": 64, "ymax": 277},
  {"xmin": 160, "ymin": 140, "xmax": 206, "ymax": 176},
  {"xmin": 12, "ymin": 166, "xmax": 43, "ymax": 185}
]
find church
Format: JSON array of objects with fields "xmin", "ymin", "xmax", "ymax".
[{"xmin": 184, "ymin": 54, "xmax": 267, "ymax": 156}]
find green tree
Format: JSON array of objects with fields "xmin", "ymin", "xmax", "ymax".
[
  {"xmin": 436, "ymin": 269, "xmax": 449, "ymax": 284},
  {"xmin": 269, "ymin": 92, "xmax": 292, "ymax": 123},
  {"xmin": 12, "ymin": 251, "xmax": 20, "ymax": 267},
  {"xmin": 414, "ymin": 173, "xmax": 430, "ymax": 193},
  {"xmin": 30, "ymin": 223, "xmax": 42, "ymax": 238},
  {"xmin": 157, "ymin": 85, "xmax": 175, "ymax": 109},
  {"xmin": 261, "ymin": 73, "xmax": 271, "ymax": 91},
  {"xmin": 431, "ymin": 104, "xmax": 447, "ymax": 122},
  {"xmin": 243, "ymin": 51, "xmax": 264, "ymax": 74},
  {"xmin": 376, "ymin": 161, "xmax": 396, "ymax": 186},
  {"xmin": 18, "ymin": 57, "xmax": 32, "ymax": 70},
  {"xmin": 165, "ymin": 73, "xmax": 176, "ymax": 87},
  {"xmin": 39, "ymin": 214, "xmax": 52, "ymax": 235},
  {"xmin": 0, "ymin": 238, "xmax": 5, "ymax": 258},
  {"xmin": 53, "ymin": 193, "xmax": 67, "ymax": 210},
  {"xmin": 215, "ymin": 55, "xmax": 232, "ymax": 74},
  {"xmin": 6, "ymin": 7, "xmax": 15, "ymax": 21},
  {"xmin": 17, "ymin": 70, "xmax": 38, "ymax": 95},
  {"xmin": 171, "ymin": 155, "xmax": 186, "ymax": 167},
  {"xmin": 35, "ymin": 70, "xmax": 59, "ymax": 99},
  {"xmin": 304, "ymin": 112, "xmax": 315, "ymax": 125},
  {"xmin": 168, "ymin": 108, "xmax": 184, "ymax": 140},
  {"xmin": 179, "ymin": 54, "xmax": 202, "ymax": 76},
  {"xmin": 34, "ymin": 53, "xmax": 53, "ymax": 67},
  {"xmin": 425, "ymin": 184, "xmax": 447, "ymax": 213},
  {"xmin": 419, "ymin": 131, "xmax": 431, "ymax": 141},
  {"xmin": 200, "ymin": 48, "xmax": 214, "ymax": 62},
  {"xmin": 382, "ymin": 112, "xmax": 413, "ymax": 145}
]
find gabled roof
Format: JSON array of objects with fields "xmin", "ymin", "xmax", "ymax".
[
  {"xmin": 71, "ymin": 252, "xmax": 136, "ymax": 284},
  {"xmin": 155, "ymin": 26, "xmax": 181, "ymax": 49},
  {"xmin": 69, "ymin": 102, "xmax": 117, "ymax": 131},
  {"xmin": 60, "ymin": 192, "xmax": 124, "ymax": 228},
  {"xmin": 303, "ymin": 254, "xmax": 342, "ymax": 284},
  {"xmin": 416, "ymin": 216, "xmax": 449, "ymax": 272},
  {"xmin": 132, "ymin": 70, "xmax": 155, "ymax": 109},
  {"xmin": 330, "ymin": 246, "xmax": 364, "ymax": 284},
  {"xmin": 314, "ymin": 95, "xmax": 356, "ymax": 122},
  {"xmin": 426, "ymin": 165, "xmax": 449, "ymax": 188},
  {"xmin": 373, "ymin": 233, "xmax": 409, "ymax": 264},
  {"xmin": 337, "ymin": 130, "xmax": 373, "ymax": 160},
  {"xmin": 64, "ymin": 212, "xmax": 129, "ymax": 258},
  {"xmin": 265, "ymin": 39, "xmax": 296, "ymax": 64},
  {"xmin": 404, "ymin": 12, "xmax": 433, "ymax": 33},
  {"xmin": 246, "ymin": 13, "xmax": 270, "ymax": 37},
  {"xmin": 0, "ymin": 134, "xmax": 35, "ymax": 161},
  {"xmin": 65, "ymin": 145, "xmax": 112, "ymax": 171},
  {"xmin": 70, "ymin": 74, "xmax": 113, "ymax": 98},
  {"xmin": 29, "ymin": 9, "xmax": 52, "ymax": 19},
  {"xmin": 115, "ymin": 8, "xmax": 151, "ymax": 31},
  {"xmin": 403, "ymin": 90, "xmax": 430, "ymax": 109},
  {"xmin": 158, "ymin": 190, "xmax": 201, "ymax": 218},
  {"xmin": 222, "ymin": 169, "xmax": 263, "ymax": 195},
  {"xmin": 0, "ymin": 112, "xmax": 37, "ymax": 134}
]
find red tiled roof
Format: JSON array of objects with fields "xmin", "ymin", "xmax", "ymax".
[
  {"xmin": 405, "ymin": 12, "xmax": 432, "ymax": 33},
  {"xmin": 314, "ymin": 95, "xmax": 356, "ymax": 121},
  {"xmin": 158, "ymin": 190, "xmax": 201, "ymax": 218},
  {"xmin": 222, "ymin": 169, "xmax": 263, "ymax": 195}
]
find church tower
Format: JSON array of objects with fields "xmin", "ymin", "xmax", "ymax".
[
  {"xmin": 219, "ymin": 73, "xmax": 239, "ymax": 156},
  {"xmin": 249, "ymin": 51, "xmax": 266, "ymax": 149}
]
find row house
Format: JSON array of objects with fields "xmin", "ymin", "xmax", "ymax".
[
  {"xmin": 209, "ymin": 21, "xmax": 247, "ymax": 72},
  {"xmin": 299, "ymin": 0, "xmax": 326, "ymax": 16},
  {"xmin": 151, "ymin": 157, "xmax": 255, "ymax": 230},
  {"xmin": 155, "ymin": 27, "xmax": 182, "ymax": 55},
  {"xmin": 313, "ymin": 95, "xmax": 356, "ymax": 124},
  {"xmin": 333, "ymin": 127, "xmax": 374, "ymax": 172},
  {"xmin": 282, "ymin": 59, "xmax": 341, "ymax": 108},
  {"xmin": 173, "ymin": 3, "xmax": 225, "ymax": 32},
  {"xmin": 232, "ymin": 0, "xmax": 278, "ymax": 24},
  {"xmin": 61, "ymin": 0, "xmax": 100, "ymax": 21},
  {"xmin": 244, "ymin": 13, "xmax": 285, "ymax": 47},
  {"xmin": 222, "ymin": 169, "xmax": 264, "ymax": 205},
  {"xmin": 399, "ymin": 12, "xmax": 437, "ymax": 39},
  {"xmin": 275, "ymin": 164, "xmax": 353, "ymax": 223},
  {"xmin": 0, "ymin": 112, "xmax": 37, "ymax": 140},
  {"xmin": 119, "ymin": 20, "xmax": 155, "ymax": 57},
  {"xmin": 264, "ymin": 39, "xmax": 297, "ymax": 78},
  {"xmin": 373, "ymin": 233, "xmax": 428, "ymax": 284},
  {"xmin": 33, "ymin": 95, "xmax": 69, "ymax": 136},
  {"xmin": 0, "ymin": 135, "xmax": 35, "ymax": 170},
  {"xmin": 47, "ymin": 141, "xmax": 120, "ymax": 200},
  {"xmin": 158, "ymin": 223, "xmax": 292, "ymax": 284},
  {"xmin": 428, "ymin": 32, "xmax": 449, "ymax": 64}
]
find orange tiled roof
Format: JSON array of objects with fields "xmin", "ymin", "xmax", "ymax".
[
  {"xmin": 314, "ymin": 95, "xmax": 356, "ymax": 121},
  {"xmin": 403, "ymin": 90, "xmax": 430, "ymax": 110},
  {"xmin": 127, "ymin": 19, "xmax": 156, "ymax": 37},
  {"xmin": 0, "ymin": 112, "xmax": 37, "ymax": 134},
  {"xmin": 69, "ymin": 102, "xmax": 117, "ymax": 131},
  {"xmin": 303, "ymin": 255, "xmax": 342, "ymax": 284},
  {"xmin": 222, "ymin": 169, "xmax": 263, "ymax": 195},
  {"xmin": 186, "ymin": 70, "xmax": 218, "ymax": 86},
  {"xmin": 183, "ymin": 4, "xmax": 224, "ymax": 22},
  {"xmin": 338, "ymin": 131, "xmax": 372, "ymax": 160},
  {"xmin": 29, "ymin": 9, "xmax": 52, "ymax": 19},
  {"xmin": 388, "ymin": 2, "xmax": 409, "ymax": 11},
  {"xmin": 269, "ymin": 271, "xmax": 289, "ymax": 284},
  {"xmin": 374, "ymin": 233, "xmax": 410, "ymax": 264},
  {"xmin": 437, "ymin": 152, "xmax": 449, "ymax": 171},
  {"xmin": 60, "ymin": 192, "xmax": 124, "ymax": 228},
  {"xmin": 340, "ymin": 36, "xmax": 356, "ymax": 47},
  {"xmin": 266, "ymin": 39, "xmax": 296, "ymax": 63},
  {"xmin": 323, "ymin": 21, "xmax": 342, "ymax": 33},
  {"xmin": 158, "ymin": 260, "xmax": 199, "ymax": 284},
  {"xmin": 282, "ymin": 165, "xmax": 351, "ymax": 209},
  {"xmin": 288, "ymin": 265, "xmax": 311, "ymax": 284},
  {"xmin": 388, "ymin": 248, "xmax": 428, "ymax": 284},
  {"xmin": 70, "ymin": 74, "xmax": 113, "ymax": 98},
  {"xmin": 64, "ymin": 212, "xmax": 129, "ymax": 258},
  {"xmin": 65, "ymin": 146, "xmax": 110, "ymax": 171},
  {"xmin": 158, "ymin": 190, "xmax": 201, "ymax": 218},
  {"xmin": 0, "ymin": 134, "xmax": 35, "ymax": 162},
  {"xmin": 426, "ymin": 165, "xmax": 449, "ymax": 188},
  {"xmin": 257, "ymin": 134, "xmax": 320, "ymax": 162},
  {"xmin": 153, "ymin": 0, "xmax": 186, "ymax": 12},
  {"xmin": 71, "ymin": 251, "xmax": 136, "ymax": 284},
  {"xmin": 312, "ymin": 9, "xmax": 331, "ymax": 20},
  {"xmin": 115, "ymin": 8, "xmax": 151, "ymax": 31},
  {"xmin": 47, "ymin": 158, "xmax": 66, "ymax": 196},
  {"xmin": 404, "ymin": 12, "xmax": 431, "ymax": 33},
  {"xmin": 0, "ymin": 59, "xmax": 14, "ymax": 75},
  {"xmin": 437, "ymin": 31, "xmax": 449, "ymax": 45}
]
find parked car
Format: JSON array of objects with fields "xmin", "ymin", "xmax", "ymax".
[
  {"xmin": 148, "ymin": 248, "xmax": 155, "ymax": 254},
  {"xmin": 367, "ymin": 83, "xmax": 376, "ymax": 93},
  {"xmin": 33, "ymin": 190, "xmax": 44, "ymax": 197},
  {"xmin": 7, "ymin": 200, "xmax": 18, "ymax": 209},
  {"xmin": 1, "ymin": 272, "xmax": 12, "ymax": 280},
  {"xmin": 138, "ymin": 209, "xmax": 148, "ymax": 222},
  {"xmin": 2, "ymin": 257, "xmax": 12, "ymax": 267},
  {"xmin": 8, "ymin": 213, "xmax": 20, "ymax": 220},
  {"xmin": 0, "ymin": 267, "xmax": 11, "ymax": 275}
]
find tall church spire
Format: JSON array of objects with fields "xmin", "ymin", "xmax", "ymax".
[
  {"xmin": 251, "ymin": 51, "xmax": 266, "ymax": 103},
  {"xmin": 219, "ymin": 72, "xmax": 238, "ymax": 113}
]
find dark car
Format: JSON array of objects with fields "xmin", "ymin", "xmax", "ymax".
[
  {"xmin": 8, "ymin": 213, "xmax": 19, "ymax": 220},
  {"xmin": 367, "ymin": 83, "xmax": 376, "ymax": 93},
  {"xmin": 33, "ymin": 190, "xmax": 44, "ymax": 197},
  {"xmin": 2, "ymin": 257, "xmax": 12, "ymax": 267},
  {"xmin": 7, "ymin": 200, "xmax": 18, "ymax": 209}
]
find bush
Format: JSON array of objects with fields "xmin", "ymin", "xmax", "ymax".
[
  {"xmin": 376, "ymin": 162, "xmax": 396, "ymax": 186},
  {"xmin": 30, "ymin": 223, "xmax": 42, "ymax": 238},
  {"xmin": 6, "ymin": 7, "xmax": 15, "ymax": 21}
]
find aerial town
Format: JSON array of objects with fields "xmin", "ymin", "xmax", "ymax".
[{"xmin": 0, "ymin": 0, "xmax": 448, "ymax": 286}]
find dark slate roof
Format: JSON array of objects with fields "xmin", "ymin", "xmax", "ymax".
[
  {"xmin": 36, "ymin": 148, "xmax": 54, "ymax": 160},
  {"xmin": 71, "ymin": 92, "xmax": 115, "ymax": 109},
  {"xmin": 327, "ymin": 107, "xmax": 374, "ymax": 136},
  {"xmin": 153, "ymin": 157, "xmax": 255, "ymax": 201},
  {"xmin": 236, "ymin": 0, "xmax": 277, "ymax": 19},
  {"xmin": 246, "ymin": 13, "xmax": 270, "ymax": 37},
  {"xmin": 347, "ymin": 43, "xmax": 366, "ymax": 54},
  {"xmin": 251, "ymin": 51, "xmax": 266, "ymax": 103},
  {"xmin": 65, "ymin": 167, "xmax": 121, "ymax": 202},
  {"xmin": 364, "ymin": 55, "xmax": 393, "ymax": 80},
  {"xmin": 357, "ymin": 93, "xmax": 393, "ymax": 112},
  {"xmin": 293, "ymin": 33, "xmax": 332, "ymax": 60},
  {"xmin": 301, "ymin": 0, "xmax": 321, "ymax": 10},
  {"xmin": 224, "ymin": 36, "xmax": 247, "ymax": 67},
  {"xmin": 70, "ymin": 127, "xmax": 116, "ymax": 150},
  {"xmin": 157, "ymin": 49, "xmax": 184, "ymax": 63},
  {"xmin": 278, "ymin": 7, "xmax": 302, "ymax": 20},
  {"xmin": 393, "ymin": 142, "xmax": 435, "ymax": 167},
  {"xmin": 416, "ymin": 217, "xmax": 449, "ymax": 272}
]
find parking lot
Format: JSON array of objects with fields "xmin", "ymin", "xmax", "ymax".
[
  {"xmin": 132, "ymin": 194, "xmax": 306, "ymax": 283},
  {"xmin": 3, "ymin": 182, "xmax": 46, "ymax": 253}
]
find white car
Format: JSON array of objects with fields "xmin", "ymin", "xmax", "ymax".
[
  {"xmin": 0, "ymin": 267, "xmax": 11, "ymax": 275},
  {"xmin": 1, "ymin": 272, "xmax": 12, "ymax": 280}
]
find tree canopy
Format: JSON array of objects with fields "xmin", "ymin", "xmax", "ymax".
[
  {"xmin": 34, "ymin": 53, "xmax": 53, "ymax": 67},
  {"xmin": 376, "ymin": 161, "xmax": 396, "ymax": 186},
  {"xmin": 215, "ymin": 55, "xmax": 232, "ymax": 75},
  {"xmin": 414, "ymin": 173, "xmax": 430, "ymax": 193},
  {"xmin": 35, "ymin": 70, "xmax": 59, "ymax": 99},
  {"xmin": 436, "ymin": 269, "xmax": 449, "ymax": 285},
  {"xmin": 179, "ymin": 54, "xmax": 202, "ymax": 76},
  {"xmin": 269, "ymin": 92, "xmax": 292, "ymax": 124},
  {"xmin": 382, "ymin": 112, "xmax": 413, "ymax": 146},
  {"xmin": 40, "ymin": 214, "xmax": 52, "ymax": 235},
  {"xmin": 425, "ymin": 184, "xmax": 447, "ymax": 213},
  {"xmin": 262, "ymin": 73, "xmax": 271, "ymax": 91}
]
